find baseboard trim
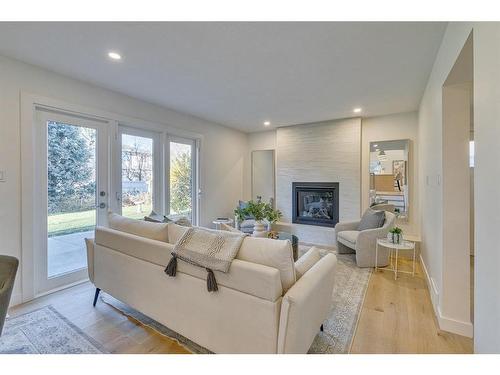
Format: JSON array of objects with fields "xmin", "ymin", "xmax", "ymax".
[
  {"xmin": 9, "ymin": 292, "xmax": 23, "ymax": 307},
  {"xmin": 437, "ymin": 306, "xmax": 474, "ymax": 338},
  {"xmin": 419, "ymin": 254, "xmax": 439, "ymax": 311},
  {"xmin": 419, "ymin": 254, "xmax": 474, "ymax": 338}
]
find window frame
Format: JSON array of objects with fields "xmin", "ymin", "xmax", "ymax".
[{"xmin": 117, "ymin": 125, "xmax": 163, "ymax": 217}]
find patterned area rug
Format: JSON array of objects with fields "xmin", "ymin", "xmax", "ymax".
[
  {"xmin": 0, "ymin": 306, "xmax": 106, "ymax": 354},
  {"xmin": 103, "ymin": 246, "xmax": 371, "ymax": 354}
]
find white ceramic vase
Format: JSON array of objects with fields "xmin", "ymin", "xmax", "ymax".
[{"xmin": 252, "ymin": 220, "xmax": 267, "ymax": 237}]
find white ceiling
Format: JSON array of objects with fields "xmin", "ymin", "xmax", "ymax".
[{"xmin": 0, "ymin": 22, "xmax": 446, "ymax": 132}]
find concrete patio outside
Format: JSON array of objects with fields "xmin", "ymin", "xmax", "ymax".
[{"xmin": 48, "ymin": 230, "xmax": 93, "ymax": 277}]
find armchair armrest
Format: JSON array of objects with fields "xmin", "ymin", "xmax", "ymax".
[
  {"xmin": 334, "ymin": 220, "xmax": 360, "ymax": 248},
  {"xmin": 277, "ymin": 253, "xmax": 337, "ymax": 353},
  {"xmin": 356, "ymin": 226, "xmax": 390, "ymax": 250}
]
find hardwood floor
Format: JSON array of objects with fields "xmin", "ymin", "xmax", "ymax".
[
  {"xmin": 8, "ymin": 257, "xmax": 472, "ymax": 354},
  {"xmin": 350, "ymin": 257, "xmax": 473, "ymax": 354},
  {"xmin": 8, "ymin": 283, "xmax": 190, "ymax": 354}
]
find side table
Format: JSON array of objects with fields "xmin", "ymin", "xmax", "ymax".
[
  {"xmin": 375, "ymin": 238, "xmax": 416, "ymax": 280},
  {"xmin": 213, "ymin": 218, "xmax": 234, "ymax": 230}
]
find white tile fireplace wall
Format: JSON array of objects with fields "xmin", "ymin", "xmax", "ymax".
[{"xmin": 275, "ymin": 118, "xmax": 362, "ymax": 245}]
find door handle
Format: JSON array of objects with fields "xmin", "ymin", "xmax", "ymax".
[{"xmin": 99, "ymin": 202, "xmax": 106, "ymax": 209}]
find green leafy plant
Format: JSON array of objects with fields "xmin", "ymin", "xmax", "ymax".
[
  {"xmin": 245, "ymin": 200, "xmax": 267, "ymax": 221},
  {"xmin": 234, "ymin": 206, "xmax": 247, "ymax": 222},
  {"xmin": 389, "ymin": 227, "xmax": 403, "ymax": 235},
  {"xmin": 234, "ymin": 200, "xmax": 282, "ymax": 223},
  {"xmin": 264, "ymin": 204, "xmax": 282, "ymax": 224}
]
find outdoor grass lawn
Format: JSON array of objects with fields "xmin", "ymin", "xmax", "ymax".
[{"xmin": 48, "ymin": 203, "xmax": 152, "ymax": 237}]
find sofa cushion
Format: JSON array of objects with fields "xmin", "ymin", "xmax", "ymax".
[
  {"xmin": 237, "ymin": 236, "xmax": 296, "ymax": 292},
  {"xmin": 94, "ymin": 226, "xmax": 282, "ymax": 301},
  {"xmin": 96, "ymin": 226, "xmax": 174, "ymax": 265},
  {"xmin": 108, "ymin": 212, "xmax": 168, "ymax": 242},
  {"xmin": 167, "ymin": 223, "xmax": 190, "ymax": 244},
  {"xmin": 358, "ymin": 209, "xmax": 385, "ymax": 231},
  {"xmin": 294, "ymin": 246, "xmax": 322, "ymax": 280},
  {"xmin": 337, "ymin": 230, "xmax": 360, "ymax": 247}
]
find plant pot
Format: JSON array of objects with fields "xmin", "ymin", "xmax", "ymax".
[
  {"xmin": 387, "ymin": 232, "xmax": 402, "ymax": 244},
  {"xmin": 252, "ymin": 220, "xmax": 267, "ymax": 237}
]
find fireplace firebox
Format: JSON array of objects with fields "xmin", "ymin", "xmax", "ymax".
[{"xmin": 292, "ymin": 182, "xmax": 339, "ymax": 227}]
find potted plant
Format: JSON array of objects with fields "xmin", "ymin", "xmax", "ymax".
[
  {"xmin": 244, "ymin": 200, "xmax": 267, "ymax": 237},
  {"xmin": 388, "ymin": 227, "xmax": 403, "ymax": 244},
  {"xmin": 234, "ymin": 200, "xmax": 282, "ymax": 237}
]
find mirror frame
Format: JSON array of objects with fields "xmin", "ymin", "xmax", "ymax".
[
  {"xmin": 251, "ymin": 149, "xmax": 276, "ymax": 206},
  {"xmin": 368, "ymin": 139, "xmax": 410, "ymax": 221}
]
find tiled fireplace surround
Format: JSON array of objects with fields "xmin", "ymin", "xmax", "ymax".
[{"xmin": 274, "ymin": 117, "xmax": 361, "ymax": 246}]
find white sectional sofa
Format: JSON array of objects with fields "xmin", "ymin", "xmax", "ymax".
[{"xmin": 86, "ymin": 214, "xmax": 337, "ymax": 353}]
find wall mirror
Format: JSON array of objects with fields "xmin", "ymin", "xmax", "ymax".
[
  {"xmin": 251, "ymin": 150, "xmax": 275, "ymax": 205},
  {"xmin": 369, "ymin": 139, "xmax": 409, "ymax": 220}
]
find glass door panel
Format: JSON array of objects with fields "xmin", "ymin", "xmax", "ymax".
[
  {"xmin": 120, "ymin": 132, "xmax": 155, "ymax": 218},
  {"xmin": 47, "ymin": 121, "xmax": 97, "ymax": 277},
  {"xmin": 169, "ymin": 139, "xmax": 194, "ymax": 222}
]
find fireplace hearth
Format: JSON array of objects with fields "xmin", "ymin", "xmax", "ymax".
[{"xmin": 292, "ymin": 182, "xmax": 339, "ymax": 227}]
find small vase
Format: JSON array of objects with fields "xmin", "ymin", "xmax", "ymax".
[{"xmin": 252, "ymin": 220, "xmax": 267, "ymax": 237}]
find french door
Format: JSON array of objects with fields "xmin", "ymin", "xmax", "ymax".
[{"xmin": 34, "ymin": 109, "xmax": 108, "ymax": 295}]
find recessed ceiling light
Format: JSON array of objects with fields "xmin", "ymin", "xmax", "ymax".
[
  {"xmin": 353, "ymin": 108, "xmax": 362, "ymax": 113},
  {"xmin": 108, "ymin": 51, "xmax": 122, "ymax": 60},
  {"xmin": 263, "ymin": 121, "xmax": 271, "ymax": 126}
]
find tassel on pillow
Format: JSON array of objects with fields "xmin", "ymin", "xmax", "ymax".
[
  {"xmin": 165, "ymin": 254, "xmax": 177, "ymax": 276},
  {"xmin": 206, "ymin": 268, "xmax": 218, "ymax": 292}
]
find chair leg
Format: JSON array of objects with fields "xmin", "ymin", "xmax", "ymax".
[
  {"xmin": 320, "ymin": 324, "xmax": 324, "ymax": 332},
  {"xmin": 93, "ymin": 288, "xmax": 101, "ymax": 307}
]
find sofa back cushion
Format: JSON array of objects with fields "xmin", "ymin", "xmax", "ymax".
[
  {"xmin": 94, "ymin": 226, "xmax": 282, "ymax": 301},
  {"xmin": 108, "ymin": 212, "xmax": 169, "ymax": 242},
  {"xmin": 237, "ymin": 236, "xmax": 296, "ymax": 292},
  {"xmin": 167, "ymin": 223, "xmax": 190, "ymax": 244},
  {"xmin": 357, "ymin": 208, "xmax": 385, "ymax": 231}
]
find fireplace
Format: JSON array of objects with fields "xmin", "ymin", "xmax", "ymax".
[{"xmin": 292, "ymin": 182, "xmax": 339, "ymax": 227}]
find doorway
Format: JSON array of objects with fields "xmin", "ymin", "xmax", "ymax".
[
  {"xmin": 440, "ymin": 32, "xmax": 474, "ymax": 336},
  {"xmin": 34, "ymin": 109, "xmax": 108, "ymax": 295}
]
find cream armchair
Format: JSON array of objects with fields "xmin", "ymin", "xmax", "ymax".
[{"xmin": 334, "ymin": 211, "xmax": 396, "ymax": 267}]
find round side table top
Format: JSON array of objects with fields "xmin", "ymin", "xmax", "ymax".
[
  {"xmin": 212, "ymin": 218, "xmax": 234, "ymax": 225},
  {"xmin": 377, "ymin": 238, "xmax": 415, "ymax": 250}
]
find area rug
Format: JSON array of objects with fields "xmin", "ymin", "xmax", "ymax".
[
  {"xmin": 102, "ymin": 247, "xmax": 372, "ymax": 354},
  {"xmin": 0, "ymin": 305, "xmax": 107, "ymax": 354}
]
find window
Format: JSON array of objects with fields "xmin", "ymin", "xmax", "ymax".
[
  {"xmin": 169, "ymin": 138, "xmax": 196, "ymax": 223},
  {"xmin": 119, "ymin": 128, "xmax": 159, "ymax": 219}
]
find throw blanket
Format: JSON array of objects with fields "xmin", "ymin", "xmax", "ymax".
[{"xmin": 164, "ymin": 227, "xmax": 247, "ymax": 292}]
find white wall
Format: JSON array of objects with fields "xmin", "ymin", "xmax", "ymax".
[
  {"xmin": 472, "ymin": 23, "xmax": 500, "ymax": 353},
  {"xmin": 361, "ymin": 111, "xmax": 419, "ymax": 236},
  {"xmin": 0, "ymin": 55, "xmax": 248, "ymax": 305},
  {"xmin": 417, "ymin": 23, "xmax": 474, "ymax": 338},
  {"xmin": 418, "ymin": 22, "xmax": 500, "ymax": 350}
]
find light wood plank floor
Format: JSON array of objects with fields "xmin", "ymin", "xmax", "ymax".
[
  {"xmin": 8, "ymin": 257, "xmax": 472, "ymax": 354},
  {"xmin": 350, "ymin": 257, "xmax": 473, "ymax": 354}
]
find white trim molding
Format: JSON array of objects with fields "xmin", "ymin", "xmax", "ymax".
[
  {"xmin": 420, "ymin": 254, "xmax": 474, "ymax": 338},
  {"xmin": 19, "ymin": 92, "xmax": 204, "ymax": 304}
]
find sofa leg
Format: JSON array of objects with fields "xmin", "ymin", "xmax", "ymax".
[
  {"xmin": 320, "ymin": 324, "xmax": 324, "ymax": 332},
  {"xmin": 93, "ymin": 288, "xmax": 101, "ymax": 307}
]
